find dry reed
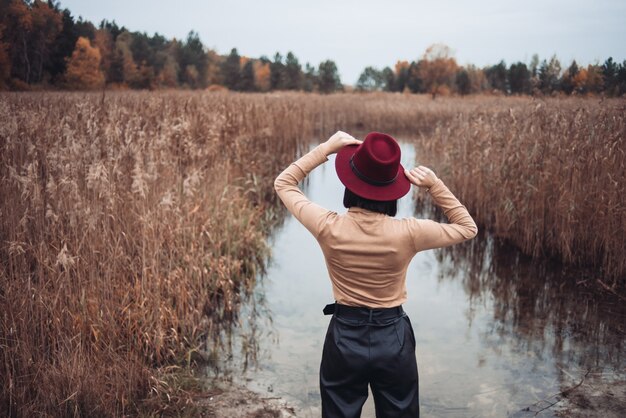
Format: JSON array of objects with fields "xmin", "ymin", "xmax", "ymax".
[
  {"xmin": 413, "ymin": 97, "xmax": 625, "ymax": 283},
  {"xmin": 0, "ymin": 91, "xmax": 624, "ymax": 416},
  {"xmin": 0, "ymin": 91, "xmax": 310, "ymax": 416}
]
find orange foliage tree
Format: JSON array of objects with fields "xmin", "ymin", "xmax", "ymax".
[
  {"xmin": 205, "ymin": 49, "xmax": 222, "ymax": 86},
  {"xmin": 253, "ymin": 61, "xmax": 271, "ymax": 91},
  {"xmin": 395, "ymin": 60, "xmax": 410, "ymax": 92},
  {"xmin": 417, "ymin": 44, "xmax": 458, "ymax": 98},
  {"xmin": 64, "ymin": 37, "xmax": 104, "ymax": 90},
  {"xmin": 94, "ymin": 28, "xmax": 114, "ymax": 80}
]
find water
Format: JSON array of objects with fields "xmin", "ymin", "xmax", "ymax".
[{"xmin": 223, "ymin": 142, "xmax": 625, "ymax": 417}]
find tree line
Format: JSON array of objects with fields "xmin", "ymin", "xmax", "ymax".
[
  {"xmin": 357, "ymin": 44, "xmax": 626, "ymax": 97},
  {"xmin": 1, "ymin": 1, "xmax": 624, "ymax": 97},
  {"xmin": 0, "ymin": 0, "xmax": 343, "ymax": 92}
]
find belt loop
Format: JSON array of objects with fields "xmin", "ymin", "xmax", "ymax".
[{"xmin": 368, "ymin": 309, "xmax": 373, "ymax": 322}]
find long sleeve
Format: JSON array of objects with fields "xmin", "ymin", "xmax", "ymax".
[
  {"xmin": 408, "ymin": 179, "xmax": 478, "ymax": 252},
  {"xmin": 274, "ymin": 145, "xmax": 334, "ymax": 238}
]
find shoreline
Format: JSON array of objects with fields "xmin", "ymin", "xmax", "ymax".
[{"xmin": 194, "ymin": 379, "xmax": 297, "ymax": 418}]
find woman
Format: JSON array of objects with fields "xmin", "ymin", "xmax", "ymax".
[{"xmin": 274, "ymin": 131, "xmax": 478, "ymax": 417}]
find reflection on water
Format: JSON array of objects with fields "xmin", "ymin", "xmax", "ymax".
[{"xmin": 215, "ymin": 142, "xmax": 625, "ymax": 418}]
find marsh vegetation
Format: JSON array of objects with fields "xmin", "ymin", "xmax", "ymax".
[{"xmin": 0, "ymin": 91, "xmax": 624, "ymax": 416}]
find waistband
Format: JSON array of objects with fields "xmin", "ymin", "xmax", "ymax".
[{"xmin": 323, "ymin": 303, "xmax": 405, "ymax": 321}]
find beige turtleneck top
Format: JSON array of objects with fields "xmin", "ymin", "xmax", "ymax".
[{"xmin": 274, "ymin": 144, "xmax": 478, "ymax": 308}]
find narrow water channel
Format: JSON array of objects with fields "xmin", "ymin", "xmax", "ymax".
[{"xmin": 224, "ymin": 142, "xmax": 625, "ymax": 417}]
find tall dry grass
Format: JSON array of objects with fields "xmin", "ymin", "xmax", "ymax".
[
  {"xmin": 0, "ymin": 91, "xmax": 624, "ymax": 416},
  {"xmin": 413, "ymin": 97, "xmax": 626, "ymax": 283},
  {"xmin": 0, "ymin": 91, "xmax": 316, "ymax": 416}
]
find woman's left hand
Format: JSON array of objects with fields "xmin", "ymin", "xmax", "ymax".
[{"xmin": 322, "ymin": 131, "xmax": 362, "ymax": 155}]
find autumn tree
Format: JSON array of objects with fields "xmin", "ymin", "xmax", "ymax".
[
  {"xmin": 155, "ymin": 41, "xmax": 179, "ymax": 88},
  {"xmin": 393, "ymin": 60, "xmax": 410, "ymax": 92},
  {"xmin": 417, "ymin": 44, "xmax": 458, "ymax": 98},
  {"xmin": 48, "ymin": 14, "xmax": 97, "ymax": 81},
  {"xmin": 93, "ymin": 28, "xmax": 113, "ymax": 81},
  {"xmin": 205, "ymin": 49, "xmax": 222, "ymax": 86},
  {"xmin": 64, "ymin": 36, "xmax": 104, "ymax": 89},
  {"xmin": 253, "ymin": 60, "xmax": 271, "ymax": 91},
  {"xmin": 112, "ymin": 31, "xmax": 138, "ymax": 87},
  {"xmin": 465, "ymin": 64, "xmax": 488, "ymax": 93}
]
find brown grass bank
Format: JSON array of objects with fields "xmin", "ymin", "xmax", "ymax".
[{"xmin": 0, "ymin": 91, "xmax": 624, "ymax": 416}]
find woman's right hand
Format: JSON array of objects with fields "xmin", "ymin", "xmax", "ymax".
[
  {"xmin": 321, "ymin": 131, "xmax": 362, "ymax": 156},
  {"xmin": 405, "ymin": 166, "xmax": 439, "ymax": 190}
]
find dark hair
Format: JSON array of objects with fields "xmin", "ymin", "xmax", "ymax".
[{"xmin": 343, "ymin": 188, "xmax": 397, "ymax": 217}]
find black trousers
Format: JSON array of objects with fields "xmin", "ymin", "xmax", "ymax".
[{"xmin": 320, "ymin": 304, "xmax": 420, "ymax": 418}]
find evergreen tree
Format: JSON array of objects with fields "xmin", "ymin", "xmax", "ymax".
[
  {"xmin": 99, "ymin": 20, "xmax": 125, "ymax": 41},
  {"xmin": 381, "ymin": 67, "xmax": 395, "ymax": 92},
  {"xmin": 284, "ymin": 51, "xmax": 302, "ymax": 90},
  {"xmin": 456, "ymin": 68, "xmax": 470, "ymax": 95},
  {"xmin": 302, "ymin": 62, "xmax": 317, "ymax": 92},
  {"xmin": 561, "ymin": 60, "xmax": 579, "ymax": 95},
  {"xmin": 616, "ymin": 60, "xmax": 626, "ymax": 96},
  {"xmin": 178, "ymin": 31, "xmax": 207, "ymax": 88},
  {"xmin": 238, "ymin": 59, "xmax": 255, "ymax": 91},
  {"xmin": 317, "ymin": 60, "xmax": 342, "ymax": 93},
  {"xmin": 602, "ymin": 57, "xmax": 618, "ymax": 95},
  {"xmin": 270, "ymin": 52, "xmax": 285, "ymax": 90},
  {"xmin": 220, "ymin": 48, "xmax": 241, "ymax": 90},
  {"xmin": 356, "ymin": 66, "xmax": 384, "ymax": 91},
  {"xmin": 485, "ymin": 60, "xmax": 508, "ymax": 93},
  {"xmin": 508, "ymin": 62, "xmax": 531, "ymax": 94},
  {"xmin": 538, "ymin": 55, "xmax": 561, "ymax": 93},
  {"xmin": 406, "ymin": 61, "xmax": 422, "ymax": 93},
  {"xmin": 46, "ymin": 8, "xmax": 79, "ymax": 82}
]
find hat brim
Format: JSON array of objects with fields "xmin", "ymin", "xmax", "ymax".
[{"xmin": 335, "ymin": 144, "xmax": 411, "ymax": 201}]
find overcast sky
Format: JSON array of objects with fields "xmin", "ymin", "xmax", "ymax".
[{"xmin": 60, "ymin": 0, "xmax": 626, "ymax": 85}]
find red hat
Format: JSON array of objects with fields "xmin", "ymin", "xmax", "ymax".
[{"xmin": 335, "ymin": 132, "xmax": 411, "ymax": 201}]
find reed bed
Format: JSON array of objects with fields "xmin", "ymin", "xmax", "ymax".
[
  {"xmin": 0, "ymin": 91, "xmax": 314, "ymax": 416},
  {"xmin": 412, "ymin": 97, "xmax": 626, "ymax": 283},
  {"xmin": 0, "ymin": 91, "xmax": 624, "ymax": 416}
]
